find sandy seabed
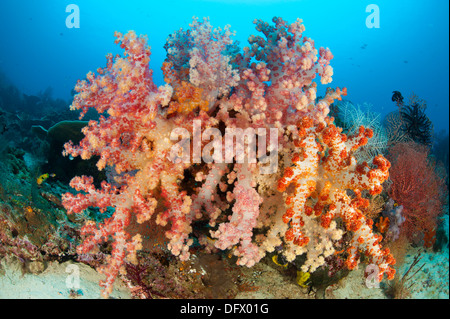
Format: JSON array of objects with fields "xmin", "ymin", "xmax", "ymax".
[{"xmin": 0, "ymin": 244, "xmax": 448, "ymax": 300}]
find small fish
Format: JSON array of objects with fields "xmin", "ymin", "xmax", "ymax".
[
  {"xmin": 296, "ymin": 270, "xmax": 310, "ymax": 287},
  {"xmin": 272, "ymin": 255, "xmax": 288, "ymax": 268},
  {"xmin": 37, "ymin": 173, "xmax": 56, "ymax": 185}
]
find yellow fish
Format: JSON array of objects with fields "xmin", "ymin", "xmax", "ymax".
[
  {"xmin": 37, "ymin": 173, "xmax": 55, "ymax": 185},
  {"xmin": 272, "ymin": 255, "xmax": 288, "ymax": 268},
  {"xmin": 296, "ymin": 270, "xmax": 310, "ymax": 287}
]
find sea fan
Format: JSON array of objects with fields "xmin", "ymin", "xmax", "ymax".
[{"xmin": 336, "ymin": 101, "xmax": 388, "ymax": 163}]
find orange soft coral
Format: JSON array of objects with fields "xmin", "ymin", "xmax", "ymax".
[
  {"xmin": 276, "ymin": 116, "xmax": 395, "ymax": 281},
  {"xmin": 163, "ymin": 61, "xmax": 209, "ymax": 115},
  {"xmin": 167, "ymin": 81, "xmax": 209, "ymax": 115},
  {"xmin": 376, "ymin": 216, "xmax": 390, "ymax": 234}
]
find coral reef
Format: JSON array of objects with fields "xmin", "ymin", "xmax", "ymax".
[
  {"xmin": 58, "ymin": 16, "xmax": 401, "ymax": 297},
  {"xmin": 0, "ymin": 12, "xmax": 448, "ymax": 301}
]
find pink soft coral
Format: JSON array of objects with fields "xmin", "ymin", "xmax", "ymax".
[{"xmin": 62, "ymin": 16, "xmax": 390, "ymax": 298}]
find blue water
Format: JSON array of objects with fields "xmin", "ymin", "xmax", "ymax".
[{"xmin": 0, "ymin": 0, "xmax": 448, "ymax": 133}]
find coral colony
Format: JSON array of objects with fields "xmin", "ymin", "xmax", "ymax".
[{"xmin": 62, "ymin": 16, "xmax": 395, "ymax": 297}]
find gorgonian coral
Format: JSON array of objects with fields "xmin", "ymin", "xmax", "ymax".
[{"xmin": 388, "ymin": 141, "xmax": 446, "ymax": 242}]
